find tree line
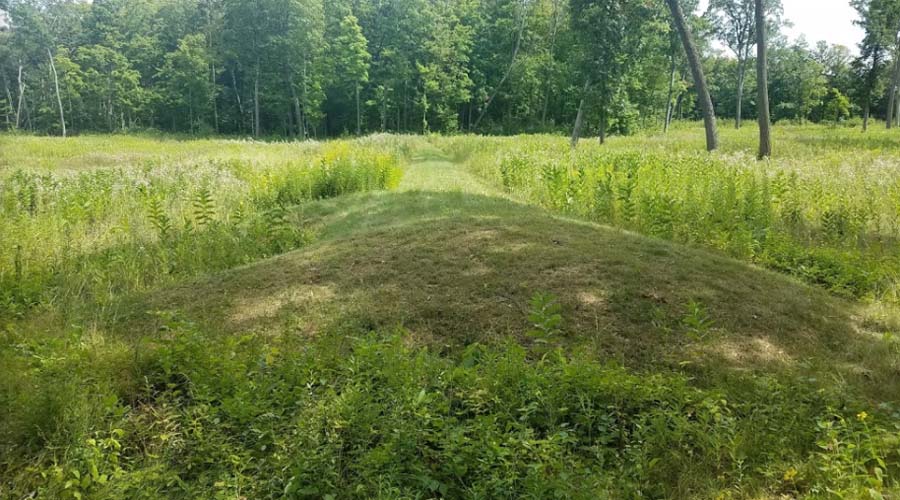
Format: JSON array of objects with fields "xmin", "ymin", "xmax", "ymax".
[{"xmin": 0, "ymin": 0, "xmax": 894, "ymax": 141}]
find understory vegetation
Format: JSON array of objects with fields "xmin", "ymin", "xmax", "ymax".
[{"xmin": 3, "ymin": 127, "xmax": 900, "ymax": 498}]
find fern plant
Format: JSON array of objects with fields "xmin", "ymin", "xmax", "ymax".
[
  {"xmin": 147, "ymin": 197, "xmax": 172, "ymax": 239},
  {"xmin": 617, "ymin": 173, "xmax": 637, "ymax": 224},
  {"xmin": 593, "ymin": 171, "xmax": 615, "ymax": 221},
  {"xmin": 265, "ymin": 204, "xmax": 298, "ymax": 252},
  {"xmin": 192, "ymin": 187, "xmax": 216, "ymax": 228},
  {"xmin": 230, "ymin": 201, "xmax": 246, "ymax": 225},
  {"xmin": 822, "ymin": 207, "xmax": 850, "ymax": 243}
]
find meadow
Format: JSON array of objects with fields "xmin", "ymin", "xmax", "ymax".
[{"xmin": 3, "ymin": 126, "xmax": 900, "ymax": 498}]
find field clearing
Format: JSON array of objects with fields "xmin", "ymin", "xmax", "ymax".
[{"xmin": 4, "ymin": 125, "xmax": 900, "ymax": 498}]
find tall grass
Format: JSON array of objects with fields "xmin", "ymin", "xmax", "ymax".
[
  {"xmin": 0, "ymin": 137, "xmax": 402, "ymax": 319},
  {"xmin": 442, "ymin": 127, "xmax": 900, "ymax": 301}
]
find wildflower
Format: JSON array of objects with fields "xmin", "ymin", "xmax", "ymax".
[
  {"xmin": 857, "ymin": 411, "xmax": 868, "ymax": 422},
  {"xmin": 783, "ymin": 467, "xmax": 798, "ymax": 482}
]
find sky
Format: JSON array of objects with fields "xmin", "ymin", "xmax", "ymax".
[{"xmin": 697, "ymin": 0, "xmax": 865, "ymax": 52}]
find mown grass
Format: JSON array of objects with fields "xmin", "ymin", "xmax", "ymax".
[{"xmin": 3, "ymin": 127, "xmax": 900, "ymax": 498}]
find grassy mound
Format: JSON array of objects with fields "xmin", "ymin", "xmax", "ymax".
[
  {"xmin": 141, "ymin": 188, "xmax": 896, "ymax": 401},
  {"xmin": 3, "ymin": 133, "xmax": 900, "ymax": 498},
  {"xmin": 81, "ymin": 184, "xmax": 892, "ymax": 498}
]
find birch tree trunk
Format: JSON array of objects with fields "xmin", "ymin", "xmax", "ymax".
[
  {"xmin": 230, "ymin": 68, "xmax": 244, "ymax": 133},
  {"xmin": 666, "ymin": 0, "xmax": 718, "ymax": 151},
  {"xmin": 421, "ymin": 90, "xmax": 428, "ymax": 134},
  {"xmin": 48, "ymin": 49, "xmax": 67, "ymax": 137},
  {"xmin": 15, "ymin": 65, "xmax": 25, "ymax": 130},
  {"xmin": 664, "ymin": 48, "xmax": 677, "ymax": 133}
]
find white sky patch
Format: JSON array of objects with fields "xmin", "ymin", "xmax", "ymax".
[{"xmin": 698, "ymin": 0, "xmax": 865, "ymax": 52}]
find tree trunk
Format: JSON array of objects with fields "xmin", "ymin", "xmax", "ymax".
[
  {"xmin": 381, "ymin": 91, "xmax": 388, "ymax": 132},
  {"xmin": 189, "ymin": 88, "xmax": 194, "ymax": 134},
  {"xmin": 421, "ymin": 89, "xmax": 428, "ymax": 134},
  {"xmin": 254, "ymin": 63, "xmax": 260, "ymax": 137},
  {"xmin": 863, "ymin": 100, "xmax": 870, "ymax": 132},
  {"xmin": 2, "ymin": 77, "xmax": 11, "ymax": 129},
  {"xmin": 864, "ymin": 48, "xmax": 882, "ymax": 133},
  {"xmin": 894, "ymin": 89, "xmax": 900, "ymax": 126},
  {"xmin": 211, "ymin": 62, "xmax": 219, "ymax": 133},
  {"xmin": 887, "ymin": 51, "xmax": 900, "ymax": 130},
  {"xmin": 15, "ymin": 65, "xmax": 25, "ymax": 130},
  {"xmin": 285, "ymin": 68, "xmax": 301, "ymax": 138},
  {"xmin": 230, "ymin": 68, "xmax": 244, "ymax": 133},
  {"xmin": 755, "ymin": 0, "xmax": 771, "ymax": 159},
  {"xmin": 106, "ymin": 73, "xmax": 115, "ymax": 131},
  {"xmin": 598, "ymin": 105, "xmax": 607, "ymax": 145},
  {"xmin": 666, "ymin": 0, "xmax": 718, "ymax": 151},
  {"xmin": 541, "ymin": 0, "xmax": 561, "ymax": 129},
  {"xmin": 664, "ymin": 47, "xmax": 677, "ymax": 133},
  {"xmin": 474, "ymin": 0, "xmax": 528, "ymax": 130},
  {"xmin": 293, "ymin": 94, "xmax": 304, "ymax": 138},
  {"xmin": 48, "ymin": 49, "xmax": 67, "ymax": 137},
  {"xmin": 736, "ymin": 59, "xmax": 745, "ymax": 129},
  {"xmin": 676, "ymin": 91, "xmax": 685, "ymax": 120},
  {"xmin": 356, "ymin": 84, "xmax": 361, "ymax": 136},
  {"xmin": 570, "ymin": 78, "xmax": 590, "ymax": 149},
  {"xmin": 301, "ymin": 58, "xmax": 309, "ymax": 138}
]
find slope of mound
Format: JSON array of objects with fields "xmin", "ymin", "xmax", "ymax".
[{"xmin": 137, "ymin": 185, "xmax": 895, "ymax": 401}]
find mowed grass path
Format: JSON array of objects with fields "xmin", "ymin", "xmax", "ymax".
[{"xmin": 399, "ymin": 143, "xmax": 501, "ymax": 195}]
